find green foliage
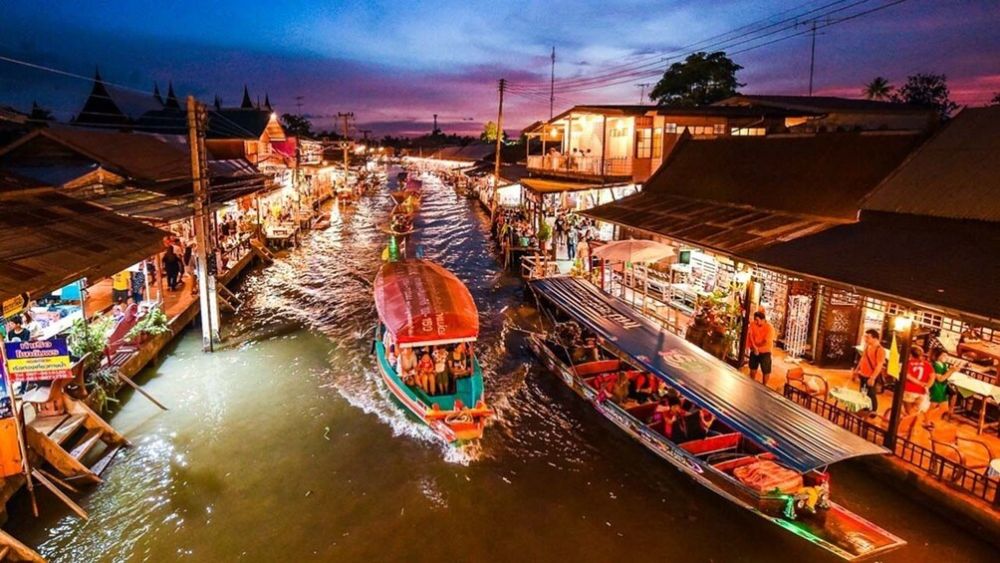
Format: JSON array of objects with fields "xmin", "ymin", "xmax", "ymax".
[
  {"xmin": 537, "ymin": 220, "xmax": 552, "ymax": 243},
  {"xmin": 126, "ymin": 306, "xmax": 171, "ymax": 341},
  {"xmin": 990, "ymin": 92, "xmax": 1000, "ymax": 106},
  {"xmin": 650, "ymin": 51, "xmax": 744, "ymax": 107},
  {"xmin": 280, "ymin": 113, "xmax": 314, "ymax": 138},
  {"xmin": 892, "ymin": 73, "xmax": 959, "ymax": 120},
  {"xmin": 67, "ymin": 314, "xmax": 114, "ymax": 372},
  {"xmin": 480, "ymin": 121, "xmax": 506, "ymax": 142},
  {"xmin": 85, "ymin": 366, "xmax": 122, "ymax": 414},
  {"xmin": 862, "ymin": 76, "xmax": 893, "ymax": 101}
]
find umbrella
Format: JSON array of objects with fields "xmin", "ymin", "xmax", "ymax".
[
  {"xmin": 591, "ymin": 239, "xmax": 674, "ymax": 313},
  {"xmin": 591, "ymin": 239, "xmax": 674, "ymax": 263}
]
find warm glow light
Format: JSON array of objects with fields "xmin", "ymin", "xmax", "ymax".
[
  {"xmin": 893, "ymin": 315, "xmax": 913, "ymax": 332},
  {"xmin": 270, "ymin": 112, "xmax": 277, "ymax": 119},
  {"xmin": 550, "ymin": 128, "xmax": 558, "ymax": 138}
]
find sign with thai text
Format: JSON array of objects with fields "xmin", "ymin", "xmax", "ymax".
[
  {"xmin": 2, "ymin": 293, "xmax": 29, "ymax": 319},
  {"xmin": 3, "ymin": 339, "xmax": 73, "ymax": 382}
]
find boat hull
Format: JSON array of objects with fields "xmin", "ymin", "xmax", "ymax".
[{"xmin": 527, "ymin": 334, "xmax": 904, "ymax": 561}]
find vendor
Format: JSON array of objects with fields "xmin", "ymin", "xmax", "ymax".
[{"xmin": 5, "ymin": 316, "xmax": 31, "ymax": 342}]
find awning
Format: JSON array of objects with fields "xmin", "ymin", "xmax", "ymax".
[
  {"xmin": 521, "ymin": 178, "xmax": 603, "ymax": 195},
  {"xmin": 530, "ymin": 276, "xmax": 888, "ymax": 471},
  {"xmin": 584, "ymin": 192, "xmax": 840, "ymax": 255},
  {"xmin": 0, "ymin": 189, "xmax": 168, "ymax": 302},
  {"xmin": 374, "ymin": 260, "xmax": 479, "ymax": 347}
]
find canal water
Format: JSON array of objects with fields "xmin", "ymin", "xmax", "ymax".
[{"xmin": 8, "ymin": 171, "xmax": 997, "ymax": 562}]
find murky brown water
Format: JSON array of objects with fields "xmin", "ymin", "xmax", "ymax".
[{"xmin": 8, "ymin": 170, "xmax": 997, "ymax": 562}]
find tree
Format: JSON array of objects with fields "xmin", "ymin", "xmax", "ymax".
[
  {"xmin": 649, "ymin": 51, "xmax": 744, "ymax": 107},
  {"xmin": 280, "ymin": 113, "xmax": 314, "ymax": 138},
  {"xmin": 990, "ymin": 92, "xmax": 1000, "ymax": 106},
  {"xmin": 862, "ymin": 77, "xmax": 893, "ymax": 101},
  {"xmin": 892, "ymin": 73, "xmax": 959, "ymax": 120},
  {"xmin": 480, "ymin": 120, "xmax": 506, "ymax": 142}
]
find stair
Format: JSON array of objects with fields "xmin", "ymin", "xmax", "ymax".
[
  {"xmin": 69, "ymin": 428, "xmax": 103, "ymax": 461},
  {"xmin": 25, "ymin": 396, "xmax": 130, "ymax": 486},
  {"xmin": 250, "ymin": 239, "xmax": 275, "ymax": 263},
  {"xmin": 217, "ymin": 285, "xmax": 244, "ymax": 313}
]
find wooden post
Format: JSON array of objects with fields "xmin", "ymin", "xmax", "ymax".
[
  {"xmin": 600, "ymin": 115, "xmax": 608, "ymax": 179},
  {"xmin": 187, "ymin": 96, "xmax": 215, "ymax": 352},
  {"xmin": 491, "ymin": 78, "xmax": 506, "ymax": 220}
]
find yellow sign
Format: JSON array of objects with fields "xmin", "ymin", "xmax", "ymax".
[
  {"xmin": 1, "ymin": 293, "xmax": 29, "ymax": 319},
  {"xmin": 886, "ymin": 334, "xmax": 901, "ymax": 379}
]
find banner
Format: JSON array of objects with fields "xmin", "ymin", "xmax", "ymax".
[
  {"xmin": 2, "ymin": 293, "xmax": 29, "ymax": 319},
  {"xmin": 3, "ymin": 339, "xmax": 73, "ymax": 383}
]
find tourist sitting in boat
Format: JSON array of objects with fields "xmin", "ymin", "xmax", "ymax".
[
  {"xmin": 628, "ymin": 372, "xmax": 658, "ymax": 403},
  {"xmin": 398, "ymin": 346, "xmax": 418, "ymax": 385},
  {"xmin": 433, "ymin": 345, "xmax": 451, "ymax": 395},
  {"xmin": 651, "ymin": 394, "xmax": 688, "ymax": 441},
  {"xmin": 610, "ymin": 372, "xmax": 631, "ymax": 405},
  {"xmin": 417, "ymin": 350, "xmax": 435, "ymax": 394},
  {"xmin": 383, "ymin": 330, "xmax": 397, "ymax": 365},
  {"xmin": 449, "ymin": 343, "xmax": 470, "ymax": 378}
]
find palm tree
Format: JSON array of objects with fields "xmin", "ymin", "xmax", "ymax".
[{"xmin": 863, "ymin": 77, "xmax": 893, "ymax": 101}]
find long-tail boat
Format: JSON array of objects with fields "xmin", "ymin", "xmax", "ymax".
[
  {"xmin": 528, "ymin": 276, "xmax": 906, "ymax": 561},
  {"xmin": 373, "ymin": 260, "xmax": 492, "ymax": 444}
]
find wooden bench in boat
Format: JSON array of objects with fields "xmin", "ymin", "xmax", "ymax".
[
  {"xmin": 681, "ymin": 432, "xmax": 742, "ymax": 457},
  {"xmin": 573, "ymin": 359, "xmax": 620, "ymax": 378}
]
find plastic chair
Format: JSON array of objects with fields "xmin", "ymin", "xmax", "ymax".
[{"xmin": 785, "ymin": 367, "xmax": 829, "ymax": 398}]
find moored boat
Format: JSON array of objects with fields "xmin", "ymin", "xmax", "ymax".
[
  {"xmin": 528, "ymin": 276, "xmax": 906, "ymax": 561},
  {"xmin": 373, "ymin": 260, "xmax": 492, "ymax": 444}
]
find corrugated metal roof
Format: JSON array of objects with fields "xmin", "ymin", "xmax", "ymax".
[
  {"xmin": 0, "ymin": 189, "xmax": 168, "ymax": 302},
  {"xmin": 642, "ymin": 131, "xmax": 923, "ymax": 220},
  {"xmin": 863, "ymin": 106, "xmax": 1000, "ymax": 222},
  {"xmin": 584, "ymin": 192, "xmax": 840, "ymax": 254},
  {"xmin": 747, "ymin": 211, "xmax": 1000, "ymax": 324},
  {"xmin": 521, "ymin": 177, "xmax": 603, "ymax": 194}
]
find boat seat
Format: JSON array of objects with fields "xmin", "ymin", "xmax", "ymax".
[
  {"xmin": 573, "ymin": 360, "xmax": 621, "ymax": 378},
  {"xmin": 711, "ymin": 455, "xmax": 757, "ymax": 472},
  {"xmin": 681, "ymin": 432, "xmax": 742, "ymax": 457},
  {"xmin": 626, "ymin": 402, "xmax": 659, "ymax": 423},
  {"xmin": 585, "ymin": 373, "xmax": 618, "ymax": 392}
]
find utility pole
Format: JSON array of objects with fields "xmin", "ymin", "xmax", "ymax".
[
  {"xmin": 808, "ymin": 20, "xmax": 817, "ymax": 96},
  {"xmin": 549, "ymin": 46, "xmax": 556, "ymax": 119},
  {"xmin": 636, "ymin": 82, "xmax": 652, "ymax": 105},
  {"xmin": 432, "ymin": 114, "xmax": 439, "ymax": 135},
  {"xmin": 187, "ymin": 96, "xmax": 219, "ymax": 351},
  {"xmin": 491, "ymin": 78, "xmax": 506, "ymax": 219},
  {"xmin": 295, "ymin": 95, "xmax": 304, "ymax": 113},
  {"xmin": 338, "ymin": 112, "xmax": 354, "ymax": 171}
]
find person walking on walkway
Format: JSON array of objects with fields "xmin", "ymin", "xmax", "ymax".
[
  {"xmin": 567, "ymin": 224, "xmax": 579, "ymax": 263},
  {"xmin": 853, "ymin": 329, "xmax": 885, "ymax": 416},
  {"xmin": 163, "ymin": 247, "xmax": 182, "ymax": 291},
  {"xmin": 747, "ymin": 311, "xmax": 775, "ymax": 386}
]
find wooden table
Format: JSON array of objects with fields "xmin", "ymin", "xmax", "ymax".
[
  {"xmin": 957, "ymin": 340, "xmax": 1000, "ymax": 364},
  {"xmin": 949, "ymin": 372, "xmax": 1000, "ymax": 434}
]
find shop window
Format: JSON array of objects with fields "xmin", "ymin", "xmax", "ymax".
[
  {"xmin": 731, "ymin": 127, "xmax": 766, "ymax": 136},
  {"xmin": 665, "ymin": 123, "xmax": 678, "ymax": 134},
  {"xmin": 635, "ymin": 128, "xmax": 652, "ymax": 159},
  {"xmin": 652, "ymin": 128, "xmax": 663, "ymax": 158},
  {"xmin": 713, "ymin": 123, "xmax": 726, "ymax": 135}
]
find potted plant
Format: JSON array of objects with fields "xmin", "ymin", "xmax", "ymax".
[
  {"xmin": 85, "ymin": 366, "xmax": 122, "ymax": 413},
  {"xmin": 125, "ymin": 305, "xmax": 171, "ymax": 344},
  {"xmin": 537, "ymin": 220, "xmax": 552, "ymax": 258},
  {"xmin": 68, "ymin": 314, "xmax": 114, "ymax": 373}
]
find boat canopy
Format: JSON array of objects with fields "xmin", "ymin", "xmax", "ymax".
[
  {"xmin": 531, "ymin": 277, "xmax": 888, "ymax": 472},
  {"xmin": 375, "ymin": 260, "xmax": 479, "ymax": 347}
]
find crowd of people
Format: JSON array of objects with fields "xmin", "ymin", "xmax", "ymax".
[{"xmin": 384, "ymin": 332, "xmax": 473, "ymax": 397}]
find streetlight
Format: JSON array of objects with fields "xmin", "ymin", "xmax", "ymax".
[{"xmin": 884, "ymin": 313, "xmax": 914, "ymax": 450}]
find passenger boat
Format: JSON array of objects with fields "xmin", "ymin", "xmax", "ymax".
[
  {"xmin": 373, "ymin": 260, "xmax": 492, "ymax": 444},
  {"xmin": 528, "ymin": 277, "xmax": 906, "ymax": 561}
]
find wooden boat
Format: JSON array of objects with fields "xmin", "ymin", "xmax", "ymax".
[
  {"xmin": 528, "ymin": 277, "xmax": 906, "ymax": 561},
  {"xmin": 373, "ymin": 260, "xmax": 492, "ymax": 444}
]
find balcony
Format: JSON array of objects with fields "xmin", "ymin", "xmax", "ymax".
[{"xmin": 527, "ymin": 155, "xmax": 632, "ymax": 181}]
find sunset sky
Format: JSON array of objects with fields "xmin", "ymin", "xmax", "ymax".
[{"xmin": 2, "ymin": 0, "xmax": 998, "ymax": 137}]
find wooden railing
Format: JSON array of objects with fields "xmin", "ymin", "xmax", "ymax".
[
  {"xmin": 784, "ymin": 385, "xmax": 1000, "ymax": 508},
  {"xmin": 526, "ymin": 154, "xmax": 632, "ymax": 177}
]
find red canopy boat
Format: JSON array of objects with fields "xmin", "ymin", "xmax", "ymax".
[{"xmin": 374, "ymin": 260, "xmax": 479, "ymax": 347}]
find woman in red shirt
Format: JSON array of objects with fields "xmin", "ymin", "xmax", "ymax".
[{"xmin": 902, "ymin": 346, "xmax": 933, "ymax": 415}]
